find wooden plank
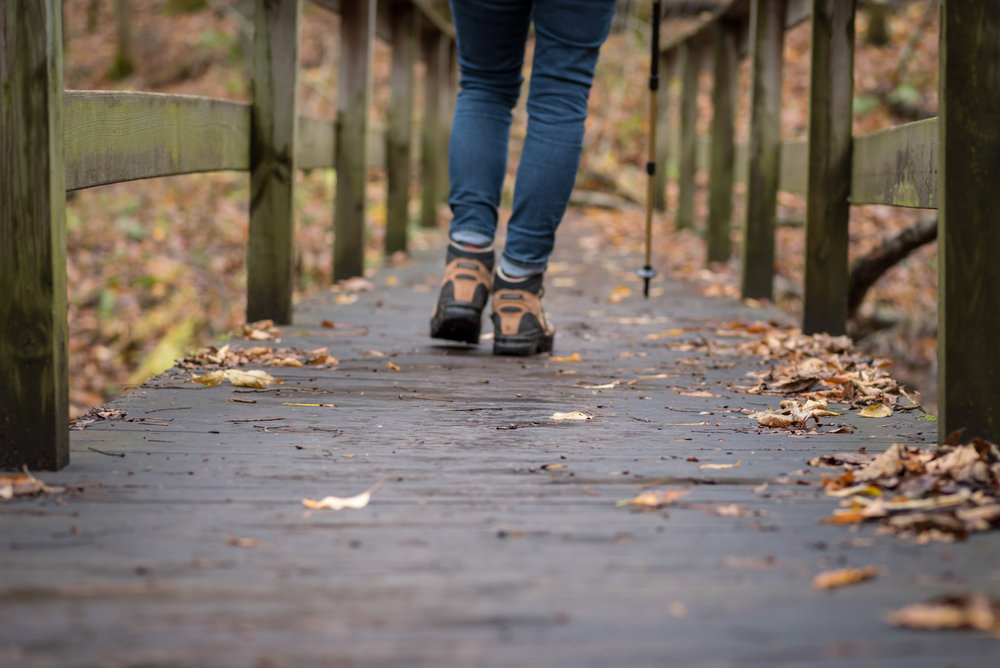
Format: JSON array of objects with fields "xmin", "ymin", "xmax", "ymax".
[
  {"xmin": 0, "ymin": 0, "xmax": 69, "ymax": 470},
  {"xmin": 741, "ymin": 0, "xmax": 786, "ymax": 300},
  {"xmin": 419, "ymin": 28, "xmax": 446, "ymax": 229},
  {"xmin": 778, "ymin": 138, "xmax": 807, "ymax": 194},
  {"xmin": 802, "ymin": 0, "xmax": 855, "ymax": 336},
  {"xmin": 653, "ymin": 52, "xmax": 673, "ymax": 213},
  {"xmin": 937, "ymin": 1, "xmax": 1000, "ymax": 442},
  {"xmin": 334, "ymin": 0, "xmax": 375, "ymax": 281},
  {"xmin": 850, "ymin": 117, "xmax": 937, "ymax": 208},
  {"xmin": 675, "ymin": 41, "xmax": 699, "ymax": 231},
  {"xmin": 385, "ymin": 4, "xmax": 417, "ymax": 255},
  {"xmin": 64, "ymin": 91, "xmax": 250, "ymax": 191},
  {"xmin": 707, "ymin": 20, "xmax": 738, "ymax": 263},
  {"xmin": 247, "ymin": 0, "xmax": 300, "ymax": 325}
]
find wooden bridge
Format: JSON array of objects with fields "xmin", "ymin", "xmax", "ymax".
[{"xmin": 3, "ymin": 1, "xmax": 1000, "ymax": 663}]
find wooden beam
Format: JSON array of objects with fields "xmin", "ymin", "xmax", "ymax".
[
  {"xmin": 707, "ymin": 20, "xmax": 738, "ymax": 263},
  {"xmin": 741, "ymin": 0, "xmax": 786, "ymax": 300},
  {"xmin": 653, "ymin": 51, "xmax": 673, "ymax": 213},
  {"xmin": 850, "ymin": 117, "xmax": 937, "ymax": 208},
  {"xmin": 247, "ymin": 0, "xmax": 300, "ymax": 324},
  {"xmin": 0, "ymin": 0, "xmax": 69, "ymax": 470},
  {"xmin": 937, "ymin": 0, "xmax": 1000, "ymax": 442},
  {"xmin": 802, "ymin": 0, "xmax": 855, "ymax": 336},
  {"xmin": 385, "ymin": 3, "xmax": 417, "ymax": 255},
  {"xmin": 675, "ymin": 41, "xmax": 699, "ymax": 231},
  {"xmin": 64, "ymin": 91, "xmax": 250, "ymax": 190},
  {"xmin": 334, "ymin": 0, "xmax": 375, "ymax": 281},
  {"xmin": 419, "ymin": 28, "xmax": 447, "ymax": 229}
]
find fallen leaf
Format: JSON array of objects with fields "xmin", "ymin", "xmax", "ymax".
[
  {"xmin": 812, "ymin": 565, "xmax": 880, "ymax": 590},
  {"xmin": 386, "ymin": 361, "xmax": 401, "ymax": 371},
  {"xmin": 337, "ymin": 277, "xmax": 375, "ymax": 292},
  {"xmin": 885, "ymin": 593, "xmax": 1000, "ymax": 634},
  {"xmin": 700, "ymin": 460, "xmax": 741, "ymax": 470},
  {"xmin": 320, "ymin": 319, "xmax": 336, "ymax": 328},
  {"xmin": 551, "ymin": 411, "xmax": 592, "ymax": 421},
  {"xmin": 550, "ymin": 352, "xmax": 582, "ymax": 362},
  {"xmin": 302, "ymin": 478, "xmax": 386, "ymax": 510},
  {"xmin": 335, "ymin": 294, "xmax": 359, "ymax": 304},
  {"xmin": 572, "ymin": 380, "xmax": 620, "ymax": 389},
  {"xmin": 270, "ymin": 357, "xmax": 304, "ymax": 367},
  {"xmin": 860, "ymin": 403, "xmax": 893, "ymax": 418},
  {"xmin": 191, "ymin": 370, "xmax": 226, "ymax": 386},
  {"xmin": 224, "ymin": 369, "xmax": 276, "ymax": 388},
  {"xmin": 607, "ymin": 285, "xmax": 632, "ymax": 303},
  {"xmin": 363, "ymin": 350, "xmax": 387, "ymax": 357},
  {"xmin": 225, "ymin": 537, "xmax": 262, "ymax": 548},
  {"xmin": 616, "ymin": 487, "xmax": 691, "ymax": 508}
]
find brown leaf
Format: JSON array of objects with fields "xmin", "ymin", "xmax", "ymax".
[
  {"xmin": 859, "ymin": 403, "xmax": 893, "ymax": 418},
  {"xmin": 885, "ymin": 593, "xmax": 1000, "ymax": 634},
  {"xmin": 617, "ymin": 488, "xmax": 691, "ymax": 509},
  {"xmin": 812, "ymin": 565, "xmax": 880, "ymax": 590}
]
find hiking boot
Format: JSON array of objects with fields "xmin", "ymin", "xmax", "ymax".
[
  {"xmin": 491, "ymin": 271, "xmax": 555, "ymax": 356},
  {"xmin": 430, "ymin": 244, "xmax": 494, "ymax": 344}
]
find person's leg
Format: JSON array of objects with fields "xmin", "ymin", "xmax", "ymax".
[
  {"xmin": 499, "ymin": 0, "xmax": 616, "ymax": 277},
  {"xmin": 432, "ymin": 0, "xmax": 532, "ymax": 344},
  {"xmin": 447, "ymin": 0, "xmax": 533, "ymax": 247}
]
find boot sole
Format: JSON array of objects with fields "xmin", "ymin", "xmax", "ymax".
[
  {"xmin": 493, "ymin": 332, "xmax": 555, "ymax": 356},
  {"xmin": 430, "ymin": 304, "xmax": 482, "ymax": 344}
]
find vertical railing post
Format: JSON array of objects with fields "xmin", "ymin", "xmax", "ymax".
[
  {"xmin": 247, "ymin": 0, "xmax": 300, "ymax": 324},
  {"xmin": 653, "ymin": 50, "xmax": 673, "ymax": 213},
  {"xmin": 707, "ymin": 20, "xmax": 738, "ymax": 264},
  {"xmin": 676, "ymin": 40, "xmax": 699, "ymax": 231},
  {"xmin": 420, "ymin": 27, "xmax": 447, "ymax": 229},
  {"xmin": 741, "ymin": 0, "xmax": 786, "ymax": 300},
  {"xmin": 802, "ymin": 0, "xmax": 855, "ymax": 335},
  {"xmin": 0, "ymin": 0, "xmax": 69, "ymax": 470},
  {"xmin": 937, "ymin": 1, "xmax": 1000, "ymax": 442},
  {"xmin": 334, "ymin": 0, "xmax": 375, "ymax": 281},
  {"xmin": 386, "ymin": 3, "xmax": 417, "ymax": 255}
]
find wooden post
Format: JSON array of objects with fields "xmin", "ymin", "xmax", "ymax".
[
  {"xmin": 0, "ymin": 0, "xmax": 69, "ymax": 470},
  {"xmin": 653, "ymin": 51, "xmax": 672, "ymax": 213},
  {"xmin": 707, "ymin": 21, "xmax": 738, "ymax": 264},
  {"xmin": 334, "ymin": 0, "xmax": 375, "ymax": 281},
  {"xmin": 385, "ymin": 4, "xmax": 416, "ymax": 256},
  {"xmin": 937, "ymin": 1, "xmax": 1000, "ymax": 442},
  {"xmin": 676, "ymin": 41, "xmax": 699, "ymax": 231},
  {"xmin": 741, "ymin": 0, "xmax": 786, "ymax": 300},
  {"xmin": 440, "ymin": 39, "xmax": 457, "ymax": 206},
  {"xmin": 420, "ymin": 28, "xmax": 447, "ymax": 229},
  {"xmin": 802, "ymin": 0, "xmax": 855, "ymax": 335},
  {"xmin": 247, "ymin": 0, "xmax": 300, "ymax": 324}
]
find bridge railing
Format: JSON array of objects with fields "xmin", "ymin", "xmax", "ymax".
[
  {"xmin": 655, "ymin": 0, "xmax": 999, "ymax": 443},
  {"xmin": 0, "ymin": 0, "xmax": 455, "ymax": 470}
]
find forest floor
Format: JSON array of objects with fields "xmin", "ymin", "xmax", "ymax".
[{"xmin": 60, "ymin": 0, "xmax": 941, "ymax": 418}]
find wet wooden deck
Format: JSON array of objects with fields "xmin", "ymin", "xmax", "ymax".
[{"xmin": 2, "ymin": 215, "xmax": 998, "ymax": 667}]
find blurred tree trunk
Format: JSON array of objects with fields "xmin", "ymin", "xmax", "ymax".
[
  {"xmin": 866, "ymin": 0, "xmax": 890, "ymax": 46},
  {"xmin": 87, "ymin": 0, "xmax": 101, "ymax": 33},
  {"xmin": 108, "ymin": 0, "xmax": 135, "ymax": 79}
]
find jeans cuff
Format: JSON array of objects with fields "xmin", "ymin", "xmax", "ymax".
[
  {"xmin": 500, "ymin": 254, "xmax": 546, "ymax": 278},
  {"xmin": 449, "ymin": 229, "xmax": 495, "ymax": 248}
]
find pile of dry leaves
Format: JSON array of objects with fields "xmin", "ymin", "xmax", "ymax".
[{"xmin": 812, "ymin": 435, "xmax": 1000, "ymax": 543}]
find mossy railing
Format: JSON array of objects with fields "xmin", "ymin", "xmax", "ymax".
[
  {"xmin": 655, "ymin": 0, "xmax": 999, "ymax": 443},
  {"xmin": 0, "ymin": 0, "xmax": 455, "ymax": 470}
]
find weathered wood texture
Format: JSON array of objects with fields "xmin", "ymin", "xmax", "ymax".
[
  {"xmin": 707, "ymin": 20, "xmax": 738, "ymax": 264},
  {"xmin": 937, "ymin": 1, "xmax": 1000, "ymax": 443},
  {"xmin": 0, "ymin": 0, "xmax": 68, "ymax": 471},
  {"xmin": 247, "ymin": 0, "xmax": 300, "ymax": 324},
  {"xmin": 385, "ymin": 5, "xmax": 417, "ymax": 255},
  {"xmin": 741, "ymin": 0, "xmax": 786, "ymax": 300},
  {"xmin": 333, "ymin": 0, "xmax": 375, "ymax": 281},
  {"xmin": 850, "ymin": 117, "xmax": 937, "ymax": 208},
  {"xmin": 802, "ymin": 0, "xmax": 855, "ymax": 336},
  {"xmin": 64, "ymin": 92, "xmax": 250, "ymax": 190},
  {"xmin": 676, "ymin": 41, "xmax": 700, "ymax": 231},
  {"xmin": 419, "ymin": 28, "xmax": 448, "ymax": 229}
]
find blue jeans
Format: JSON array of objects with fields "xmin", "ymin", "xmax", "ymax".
[{"xmin": 447, "ymin": 0, "xmax": 616, "ymax": 276}]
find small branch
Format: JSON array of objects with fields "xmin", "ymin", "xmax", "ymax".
[{"xmin": 88, "ymin": 447, "xmax": 125, "ymax": 458}]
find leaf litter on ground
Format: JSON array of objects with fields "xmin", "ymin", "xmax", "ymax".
[
  {"xmin": 886, "ymin": 593, "xmax": 1000, "ymax": 636},
  {"xmin": 302, "ymin": 478, "xmax": 387, "ymax": 510},
  {"xmin": 810, "ymin": 433, "xmax": 1000, "ymax": 543}
]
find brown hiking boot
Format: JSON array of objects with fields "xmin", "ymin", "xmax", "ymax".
[
  {"xmin": 430, "ymin": 245, "xmax": 494, "ymax": 344},
  {"xmin": 491, "ymin": 272, "xmax": 555, "ymax": 356}
]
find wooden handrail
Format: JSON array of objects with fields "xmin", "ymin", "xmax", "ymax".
[{"xmin": 1, "ymin": 0, "xmax": 455, "ymax": 470}]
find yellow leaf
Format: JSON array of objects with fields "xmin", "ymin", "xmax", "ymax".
[
  {"xmin": 302, "ymin": 479, "xmax": 385, "ymax": 510},
  {"xmin": 224, "ymin": 369, "xmax": 276, "ymax": 388},
  {"xmin": 282, "ymin": 402, "xmax": 335, "ymax": 408},
  {"xmin": 616, "ymin": 488, "xmax": 690, "ymax": 508},
  {"xmin": 386, "ymin": 361, "xmax": 401, "ymax": 371},
  {"xmin": 812, "ymin": 565, "xmax": 880, "ymax": 590},
  {"xmin": 191, "ymin": 370, "xmax": 226, "ymax": 386},
  {"xmin": 549, "ymin": 352, "xmax": 582, "ymax": 362},
  {"xmin": 699, "ymin": 460, "xmax": 741, "ymax": 470},
  {"xmin": 860, "ymin": 403, "xmax": 893, "ymax": 418},
  {"xmin": 270, "ymin": 357, "xmax": 304, "ymax": 367},
  {"xmin": 551, "ymin": 411, "xmax": 591, "ymax": 421}
]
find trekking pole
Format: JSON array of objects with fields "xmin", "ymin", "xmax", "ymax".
[{"xmin": 637, "ymin": 0, "xmax": 661, "ymax": 298}]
